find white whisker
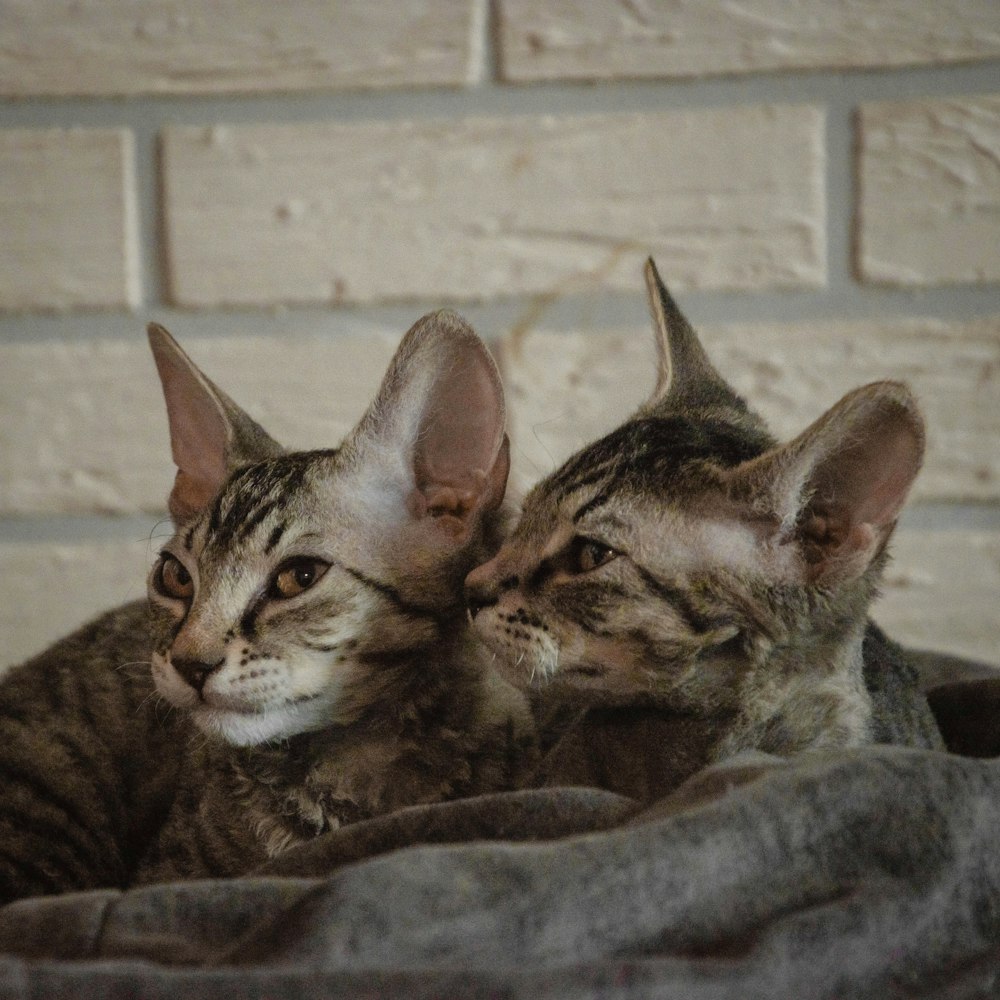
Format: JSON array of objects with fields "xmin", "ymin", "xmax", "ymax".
[{"xmin": 115, "ymin": 659, "xmax": 152, "ymax": 673}]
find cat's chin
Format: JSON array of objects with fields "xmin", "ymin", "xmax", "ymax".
[{"xmin": 191, "ymin": 699, "xmax": 333, "ymax": 747}]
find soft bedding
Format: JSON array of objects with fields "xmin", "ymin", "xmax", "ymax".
[{"xmin": 0, "ymin": 666, "xmax": 998, "ymax": 999}]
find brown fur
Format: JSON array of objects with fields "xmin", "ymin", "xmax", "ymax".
[
  {"xmin": 0, "ymin": 310, "xmax": 536, "ymax": 900},
  {"xmin": 468, "ymin": 259, "xmax": 935, "ymax": 791},
  {"xmin": 0, "ymin": 603, "xmax": 179, "ymax": 901},
  {"xmin": 135, "ymin": 311, "xmax": 536, "ymax": 882}
]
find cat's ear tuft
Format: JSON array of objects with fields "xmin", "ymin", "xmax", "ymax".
[
  {"xmin": 349, "ymin": 310, "xmax": 509, "ymax": 541},
  {"xmin": 640, "ymin": 258, "xmax": 742, "ymax": 415},
  {"xmin": 728, "ymin": 381, "xmax": 925, "ymax": 585},
  {"xmin": 147, "ymin": 323, "xmax": 283, "ymax": 522}
]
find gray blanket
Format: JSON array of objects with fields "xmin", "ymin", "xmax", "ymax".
[{"xmin": 1, "ymin": 743, "xmax": 998, "ymax": 999}]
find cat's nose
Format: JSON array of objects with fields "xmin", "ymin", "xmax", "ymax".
[
  {"xmin": 466, "ymin": 560, "xmax": 519, "ymax": 619},
  {"xmin": 171, "ymin": 657, "xmax": 223, "ymax": 694}
]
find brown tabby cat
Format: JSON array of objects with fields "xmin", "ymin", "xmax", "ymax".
[
  {"xmin": 467, "ymin": 259, "xmax": 940, "ymax": 792},
  {"xmin": 0, "ymin": 310, "xmax": 534, "ymax": 898},
  {"xmin": 136, "ymin": 311, "xmax": 535, "ymax": 881}
]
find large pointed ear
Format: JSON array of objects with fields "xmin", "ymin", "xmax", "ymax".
[
  {"xmin": 346, "ymin": 309, "xmax": 509, "ymax": 543},
  {"xmin": 640, "ymin": 257, "xmax": 745, "ymax": 415},
  {"xmin": 727, "ymin": 382, "xmax": 924, "ymax": 585},
  {"xmin": 148, "ymin": 323, "xmax": 283, "ymax": 523}
]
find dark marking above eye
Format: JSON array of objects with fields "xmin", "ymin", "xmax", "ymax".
[
  {"xmin": 635, "ymin": 566, "xmax": 717, "ymax": 635},
  {"xmin": 544, "ymin": 415, "xmax": 772, "ymax": 508},
  {"xmin": 264, "ymin": 521, "xmax": 287, "ymax": 554},
  {"xmin": 342, "ymin": 565, "xmax": 442, "ymax": 626},
  {"xmin": 572, "ymin": 485, "xmax": 615, "ymax": 524}
]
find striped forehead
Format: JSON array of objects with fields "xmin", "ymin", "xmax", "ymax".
[
  {"xmin": 530, "ymin": 415, "xmax": 769, "ymax": 524},
  {"xmin": 187, "ymin": 449, "xmax": 340, "ymax": 554}
]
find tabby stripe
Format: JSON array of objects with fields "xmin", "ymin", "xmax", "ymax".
[
  {"xmin": 304, "ymin": 641, "xmax": 342, "ymax": 653},
  {"xmin": 193, "ymin": 787, "xmax": 248, "ymax": 877},
  {"xmin": 0, "ymin": 817, "xmax": 100, "ymax": 890},
  {"xmin": 572, "ymin": 484, "xmax": 616, "ymax": 524},
  {"xmin": 239, "ymin": 594, "xmax": 268, "ymax": 640},
  {"xmin": 549, "ymin": 465, "xmax": 616, "ymax": 504},
  {"xmin": 578, "ymin": 619, "xmax": 616, "ymax": 638},
  {"xmin": 216, "ymin": 460, "xmax": 313, "ymax": 549},
  {"xmin": 636, "ymin": 566, "xmax": 714, "ymax": 635},
  {"xmin": 264, "ymin": 521, "xmax": 287, "ymax": 555},
  {"xmin": 0, "ymin": 845, "xmax": 72, "ymax": 897},
  {"xmin": 0, "ymin": 752, "xmax": 116, "ymax": 867},
  {"xmin": 207, "ymin": 488, "xmax": 224, "ymax": 537},
  {"xmin": 0, "ymin": 790, "xmax": 107, "ymax": 888},
  {"xmin": 237, "ymin": 497, "xmax": 280, "ymax": 544},
  {"xmin": 64, "ymin": 670, "xmax": 132, "ymax": 838},
  {"xmin": 343, "ymin": 566, "xmax": 441, "ymax": 625},
  {"xmin": 54, "ymin": 729, "xmax": 124, "ymax": 849}
]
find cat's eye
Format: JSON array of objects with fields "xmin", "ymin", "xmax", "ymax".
[
  {"xmin": 573, "ymin": 538, "xmax": 618, "ymax": 574},
  {"xmin": 155, "ymin": 554, "xmax": 194, "ymax": 601},
  {"xmin": 270, "ymin": 558, "xmax": 330, "ymax": 600}
]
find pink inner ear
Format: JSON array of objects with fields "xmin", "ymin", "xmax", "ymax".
[
  {"xmin": 151, "ymin": 331, "xmax": 231, "ymax": 518},
  {"xmin": 167, "ymin": 377, "xmax": 228, "ymax": 490},
  {"xmin": 414, "ymin": 348, "xmax": 505, "ymax": 507},
  {"xmin": 810, "ymin": 409, "xmax": 923, "ymax": 533}
]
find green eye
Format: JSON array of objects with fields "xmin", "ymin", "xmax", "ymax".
[
  {"xmin": 270, "ymin": 558, "xmax": 330, "ymax": 600},
  {"xmin": 155, "ymin": 554, "xmax": 194, "ymax": 600},
  {"xmin": 573, "ymin": 538, "xmax": 618, "ymax": 574}
]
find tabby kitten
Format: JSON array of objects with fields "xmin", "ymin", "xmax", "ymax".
[
  {"xmin": 0, "ymin": 602, "xmax": 178, "ymax": 902},
  {"xmin": 467, "ymin": 259, "xmax": 929, "ymax": 769},
  {"xmin": 135, "ymin": 311, "xmax": 535, "ymax": 881}
]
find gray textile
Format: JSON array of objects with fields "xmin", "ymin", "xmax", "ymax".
[{"xmin": 1, "ymin": 746, "xmax": 999, "ymax": 999}]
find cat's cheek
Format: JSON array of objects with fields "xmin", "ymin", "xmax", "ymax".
[
  {"xmin": 150, "ymin": 653, "xmax": 199, "ymax": 709},
  {"xmin": 472, "ymin": 610, "xmax": 561, "ymax": 689}
]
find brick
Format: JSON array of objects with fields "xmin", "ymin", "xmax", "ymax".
[
  {"xmin": 857, "ymin": 95, "xmax": 1000, "ymax": 286},
  {"xmin": 0, "ymin": 129, "xmax": 139, "ymax": 311},
  {"xmin": 0, "ymin": 539, "xmax": 154, "ymax": 669},
  {"xmin": 0, "ymin": 330, "xmax": 399, "ymax": 516},
  {"xmin": 498, "ymin": 0, "xmax": 1000, "ymax": 82},
  {"xmin": 0, "ymin": 0, "xmax": 478, "ymax": 97},
  {"xmin": 162, "ymin": 106, "xmax": 825, "ymax": 307},
  {"xmin": 501, "ymin": 316, "xmax": 1000, "ymax": 502},
  {"xmin": 876, "ymin": 529, "xmax": 1000, "ymax": 666}
]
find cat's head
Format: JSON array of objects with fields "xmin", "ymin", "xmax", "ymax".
[
  {"xmin": 146, "ymin": 311, "xmax": 509, "ymax": 746},
  {"xmin": 466, "ymin": 259, "xmax": 925, "ymax": 705}
]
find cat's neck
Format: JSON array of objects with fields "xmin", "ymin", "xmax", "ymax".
[
  {"xmin": 717, "ymin": 611, "xmax": 872, "ymax": 759},
  {"xmin": 202, "ymin": 625, "xmax": 488, "ymax": 846}
]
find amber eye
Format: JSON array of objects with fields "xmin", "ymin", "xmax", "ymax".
[
  {"xmin": 155, "ymin": 554, "xmax": 194, "ymax": 600},
  {"xmin": 270, "ymin": 558, "xmax": 330, "ymax": 600},
  {"xmin": 573, "ymin": 538, "xmax": 618, "ymax": 574}
]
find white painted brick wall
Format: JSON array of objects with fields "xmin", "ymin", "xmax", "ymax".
[
  {"xmin": 0, "ymin": 0, "xmax": 479, "ymax": 96},
  {"xmin": 499, "ymin": 0, "xmax": 1000, "ymax": 82},
  {"xmin": 0, "ymin": 539, "xmax": 156, "ymax": 669},
  {"xmin": 501, "ymin": 318, "xmax": 1000, "ymax": 502},
  {"xmin": 0, "ymin": 329, "xmax": 399, "ymax": 515},
  {"xmin": 876, "ymin": 529, "xmax": 1000, "ymax": 665},
  {"xmin": 162, "ymin": 106, "xmax": 825, "ymax": 307},
  {"xmin": 857, "ymin": 95, "xmax": 1000, "ymax": 286},
  {"xmin": 0, "ymin": 129, "xmax": 139, "ymax": 311}
]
